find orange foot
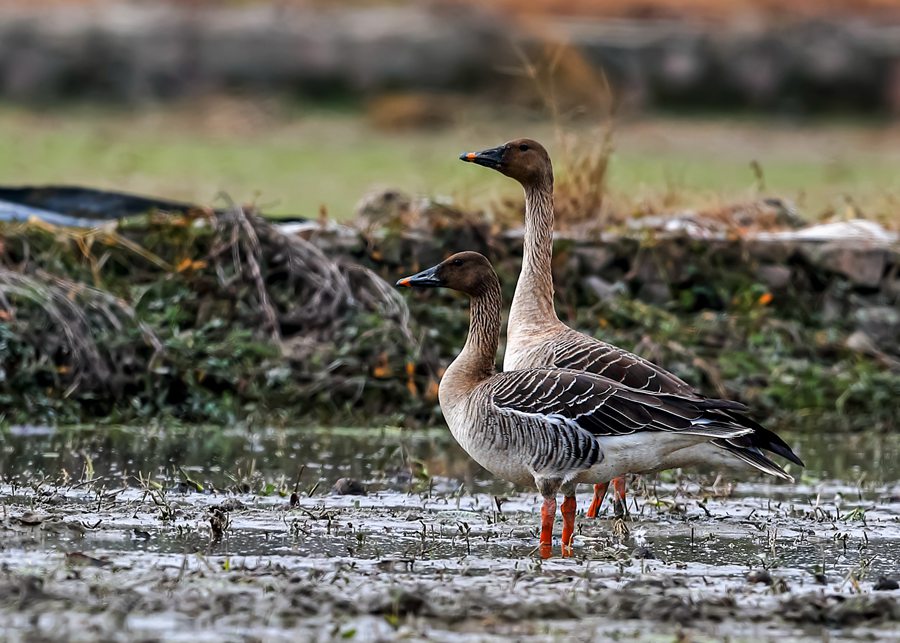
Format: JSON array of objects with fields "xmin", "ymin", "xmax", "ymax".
[
  {"xmin": 561, "ymin": 495, "xmax": 576, "ymax": 556},
  {"xmin": 612, "ymin": 477, "xmax": 629, "ymax": 519},
  {"xmin": 539, "ymin": 496, "xmax": 556, "ymax": 559},
  {"xmin": 586, "ymin": 482, "xmax": 609, "ymax": 519}
]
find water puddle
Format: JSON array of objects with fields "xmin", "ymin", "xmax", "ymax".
[{"xmin": 1, "ymin": 425, "xmax": 898, "ymax": 641}]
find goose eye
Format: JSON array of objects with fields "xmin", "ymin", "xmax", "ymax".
[
  {"xmin": 451, "ymin": 259, "xmax": 463, "ymax": 266},
  {"xmin": 518, "ymin": 143, "xmax": 529, "ymax": 152}
]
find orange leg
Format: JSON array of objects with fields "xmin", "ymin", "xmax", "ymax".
[
  {"xmin": 539, "ymin": 496, "xmax": 556, "ymax": 559},
  {"xmin": 586, "ymin": 482, "xmax": 609, "ymax": 518},
  {"xmin": 612, "ymin": 476, "xmax": 628, "ymax": 518},
  {"xmin": 560, "ymin": 495, "xmax": 577, "ymax": 556}
]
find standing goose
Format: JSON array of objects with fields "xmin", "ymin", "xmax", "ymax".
[
  {"xmin": 460, "ymin": 139, "xmax": 803, "ymax": 517},
  {"xmin": 397, "ymin": 251, "xmax": 755, "ymax": 558}
]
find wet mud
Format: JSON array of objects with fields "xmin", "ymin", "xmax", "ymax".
[{"xmin": 1, "ymin": 426, "xmax": 899, "ymax": 641}]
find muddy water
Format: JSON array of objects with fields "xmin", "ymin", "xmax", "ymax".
[{"xmin": 1, "ymin": 425, "xmax": 899, "ymax": 641}]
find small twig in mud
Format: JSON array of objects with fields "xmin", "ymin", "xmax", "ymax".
[
  {"xmin": 296, "ymin": 506, "xmax": 336, "ymax": 522},
  {"xmin": 457, "ymin": 521, "xmax": 471, "ymax": 555},
  {"xmin": 146, "ymin": 488, "xmax": 177, "ymax": 522},
  {"xmin": 292, "ymin": 465, "xmax": 306, "ymax": 495},
  {"xmin": 208, "ymin": 507, "xmax": 231, "ymax": 545},
  {"xmin": 69, "ymin": 474, "xmax": 111, "ymax": 492},
  {"xmin": 290, "ymin": 465, "xmax": 306, "ymax": 508},
  {"xmin": 491, "ymin": 496, "xmax": 507, "ymax": 525},
  {"xmin": 696, "ymin": 498, "xmax": 712, "ymax": 518},
  {"xmin": 178, "ymin": 467, "xmax": 204, "ymax": 493},
  {"xmin": 93, "ymin": 487, "xmax": 125, "ymax": 513}
]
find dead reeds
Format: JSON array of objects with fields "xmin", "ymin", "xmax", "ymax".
[{"xmin": 0, "ymin": 205, "xmax": 414, "ymax": 422}]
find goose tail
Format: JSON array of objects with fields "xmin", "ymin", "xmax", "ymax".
[
  {"xmin": 719, "ymin": 443, "xmax": 795, "ymax": 482},
  {"xmin": 722, "ymin": 411, "xmax": 805, "ymax": 467}
]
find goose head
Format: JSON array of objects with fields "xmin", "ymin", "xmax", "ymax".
[
  {"xmin": 459, "ymin": 138, "xmax": 552, "ymax": 187},
  {"xmin": 396, "ymin": 251, "xmax": 497, "ymax": 297}
]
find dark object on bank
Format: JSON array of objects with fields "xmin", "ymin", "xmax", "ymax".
[
  {"xmin": 0, "ymin": 185, "xmax": 309, "ymax": 228},
  {"xmin": 0, "ymin": 185, "xmax": 202, "ymax": 227}
]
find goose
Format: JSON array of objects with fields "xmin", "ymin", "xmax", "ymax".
[
  {"xmin": 460, "ymin": 139, "xmax": 803, "ymax": 518},
  {"xmin": 397, "ymin": 251, "xmax": 756, "ymax": 558}
]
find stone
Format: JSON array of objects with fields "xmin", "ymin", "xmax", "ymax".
[
  {"xmin": 637, "ymin": 281, "xmax": 672, "ymax": 306},
  {"xmin": 845, "ymin": 330, "xmax": 878, "ymax": 356},
  {"xmin": 743, "ymin": 239, "xmax": 798, "ymax": 264},
  {"xmin": 874, "ymin": 577, "xmax": 900, "ymax": 591},
  {"xmin": 583, "ymin": 275, "xmax": 622, "ymax": 302},
  {"xmin": 804, "ymin": 243, "xmax": 887, "ymax": 288},
  {"xmin": 626, "ymin": 243, "xmax": 688, "ymax": 285},
  {"xmin": 756, "ymin": 264, "xmax": 793, "ymax": 290},
  {"xmin": 575, "ymin": 246, "xmax": 616, "ymax": 274},
  {"xmin": 853, "ymin": 306, "xmax": 900, "ymax": 350}
]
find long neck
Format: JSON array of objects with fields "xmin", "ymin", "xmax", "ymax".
[
  {"xmin": 510, "ymin": 181, "xmax": 559, "ymax": 328},
  {"xmin": 442, "ymin": 281, "xmax": 502, "ymax": 399}
]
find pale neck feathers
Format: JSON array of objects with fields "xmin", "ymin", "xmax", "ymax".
[
  {"xmin": 509, "ymin": 181, "xmax": 562, "ymax": 336},
  {"xmin": 438, "ymin": 281, "xmax": 502, "ymax": 407}
]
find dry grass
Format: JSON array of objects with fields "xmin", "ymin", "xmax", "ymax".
[
  {"xmin": 483, "ymin": 41, "xmax": 618, "ymax": 231},
  {"xmin": 0, "ymin": 266, "xmax": 160, "ymax": 393},
  {"xmin": 0, "ymin": 208, "xmax": 412, "ymax": 403}
]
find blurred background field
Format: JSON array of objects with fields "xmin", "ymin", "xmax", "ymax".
[
  {"xmin": 2, "ymin": 102, "xmax": 900, "ymax": 222},
  {"xmin": 2, "ymin": 0, "xmax": 900, "ymax": 224}
]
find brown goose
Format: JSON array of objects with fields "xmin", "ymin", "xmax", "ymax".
[
  {"xmin": 397, "ymin": 251, "xmax": 754, "ymax": 558},
  {"xmin": 460, "ymin": 139, "xmax": 803, "ymax": 517}
]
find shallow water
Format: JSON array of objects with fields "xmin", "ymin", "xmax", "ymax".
[
  {"xmin": 1, "ymin": 425, "xmax": 899, "ymax": 641},
  {"xmin": 3, "ymin": 424, "xmax": 899, "ymax": 489}
]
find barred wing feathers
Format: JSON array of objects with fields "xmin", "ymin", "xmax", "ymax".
[
  {"xmin": 550, "ymin": 334, "xmax": 707, "ymax": 402},
  {"xmin": 490, "ymin": 368, "xmax": 753, "ymax": 442},
  {"xmin": 551, "ymin": 333, "xmax": 804, "ymax": 469}
]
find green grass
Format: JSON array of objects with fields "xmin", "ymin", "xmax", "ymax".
[
  {"xmin": 609, "ymin": 152, "xmax": 899, "ymax": 217},
  {"xmin": 1, "ymin": 102, "xmax": 898, "ymax": 222}
]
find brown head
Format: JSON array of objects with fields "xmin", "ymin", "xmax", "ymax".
[
  {"xmin": 459, "ymin": 138, "xmax": 552, "ymax": 187},
  {"xmin": 396, "ymin": 251, "xmax": 498, "ymax": 297}
]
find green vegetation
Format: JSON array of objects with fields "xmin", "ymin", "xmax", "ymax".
[{"xmin": 1, "ymin": 205, "xmax": 897, "ymax": 429}]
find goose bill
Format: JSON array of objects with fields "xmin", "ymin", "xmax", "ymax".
[
  {"xmin": 459, "ymin": 145, "xmax": 504, "ymax": 170},
  {"xmin": 396, "ymin": 265, "xmax": 442, "ymax": 288}
]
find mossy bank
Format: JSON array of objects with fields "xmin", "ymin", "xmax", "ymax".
[{"xmin": 0, "ymin": 203, "xmax": 897, "ymax": 430}]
